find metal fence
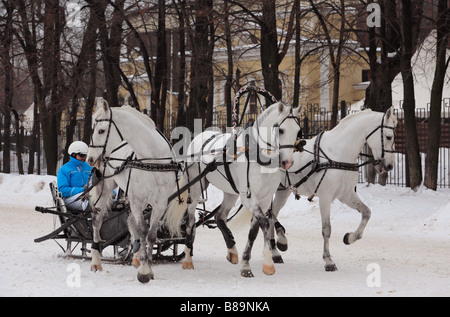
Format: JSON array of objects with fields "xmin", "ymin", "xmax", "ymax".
[{"xmin": 207, "ymin": 103, "xmax": 450, "ymax": 188}]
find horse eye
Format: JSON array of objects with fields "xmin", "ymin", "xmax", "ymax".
[
  {"xmin": 279, "ymin": 129, "xmax": 284, "ymax": 135},
  {"xmin": 98, "ymin": 129, "xmax": 105, "ymax": 135},
  {"xmin": 386, "ymin": 136, "xmax": 393, "ymax": 141}
]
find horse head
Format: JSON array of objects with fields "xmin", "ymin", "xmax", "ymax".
[
  {"xmin": 254, "ymin": 102, "xmax": 302, "ymax": 170},
  {"xmin": 366, "ymin": 106, "xmax": 398, "ymax": 174},
  {"xmin": 86, "ymin": 101, "xmax": 122, "ymax": 167}
]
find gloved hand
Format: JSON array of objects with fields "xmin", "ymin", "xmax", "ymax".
[{"xmin": 90, "ymin": 167, "xmax": 103, "ymax": 187}]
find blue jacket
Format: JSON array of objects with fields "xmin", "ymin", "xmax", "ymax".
[{"xmin": 57, "ymin": 156, "xmax": 93, "ymax": 198}]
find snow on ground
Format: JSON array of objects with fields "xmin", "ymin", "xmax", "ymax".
[{"xmin": 0, "ymin": 172, "xmax": 449, "ymax": 297}]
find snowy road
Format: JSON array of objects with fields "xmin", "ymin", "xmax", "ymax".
[{"xmin": 0, "ymin": 173, "xmax": 449, "ymax": 297}]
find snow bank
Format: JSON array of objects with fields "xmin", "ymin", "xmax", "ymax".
[{"xmin": 0, "ymin": 173, "xmax": 55, "ymax": 207}]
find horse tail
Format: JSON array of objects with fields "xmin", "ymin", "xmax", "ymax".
[{"xmin": 163, "ymin": 177, "xmax": 188, "ymax": 237}]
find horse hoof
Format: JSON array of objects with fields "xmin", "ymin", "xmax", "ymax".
[
  {"xmin": 182, "ymin": 261, "xmax": 194, "ymax": 270},
  {"xmin": 325, "ymin": 264, "xmax": 338, "ymax": 272},
  {"xmin": 90, "ymin": 264, "xmax": 103, "ymax": 272},
  {"xmin": 226, "ymin": 253, "xmax": 239, "ymax": 264},
  {"xmin": 137, "ymin": 273, "xmax": 153, "ymax": 283},
  {"xmin": 272, "ymin": 255, "xmax": 284, "ymax": 264},
  {"xmin": 277, "ymin": 242, "xmax": 288, "ymax": 252},
  {"xmin": 132, "ymin": 257, "xmax": 141, "ymax": 268},
  {"xmin": 343, "ymin": 233, "xmax": 351, "ymax": 245},
  {"xmin": 241, "ymin": 269, "xmax": 254, "ymax": 278},
  {"xmin": 263, "ymin": 264, "xmax": 276, "ymax": 275}
]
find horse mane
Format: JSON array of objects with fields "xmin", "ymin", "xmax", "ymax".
[
  {"xmin": 256, "ymin": 102, "xmax": 288, "ymax": 126},
  {"xmin": 337, "ymin": 108, "xmax": 397, "ymax": 129},
  {"xmin": 338, "ymin": 109, "xmax": 372, "ymax": 124},
  {"xmin": 120, "ymin": 105, "xmax": 156, "ymax": 128}
]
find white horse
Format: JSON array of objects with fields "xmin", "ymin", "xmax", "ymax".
[
  {"xmin": 171, "ymin": 102, "xmax": 302, "ymax": 277},
  {"xmin": 86, "ymin": 103, "xmax": 185, "ymax": 283},
  {"xmin": 268, "ymin": 107, "xmax": 398, "ymax": 271}
]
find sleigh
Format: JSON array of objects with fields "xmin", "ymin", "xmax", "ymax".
[{"xmin": 34, "ymin": 181, "xmax": 186, "ymax": 263}]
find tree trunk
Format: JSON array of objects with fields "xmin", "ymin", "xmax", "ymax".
[
  {"xmin": 12, "ymin": 109, "xmax": 25, "ymax": 174},
  {"xmin": 28, "ymin": 100, "xmax": 39, "ymax": 174},
  {"xmin": 175, "ymin": 0, "xmax": 187, "ymax": 129},
  {"xmin": 293, "ymin": 0, "xmax": 301, "ymax": 109},
  {"xmin": 187, "ymin": 0, "xmax": 213, "ymax": 132},
  {"xmin": 83, "ymin": 8, "xmax": 99, "ymax": 145},
  {"xmin": 424, "ymin": 0, "xmax": 448, "ymax": 190},
  {"xmin": 260, "ymin": 0, "xmax": 281, "ymax": 100},
  {"xmin": 63, "ymin": 97, "xmax": 80, "ymax": 163},
  {"xmin": 92, "ymin": 0, "xmax": 122, "ymax": 108},
  {"xmin": 0, "ymin": 0, "xmax": 14, "ymax": 173},
  {"xmin": 42, "ymin": 0, "xmax": 62, "ymax": 175},
  {"xmin": 151, "ymin": 0, "xmax": 168, "ymax": 130},
  {"xmin": 400, "ymin": 0, "xmax": 422, "ymax": 189},
  {"xmin": 224, "ymin": 0, "xmax": 233, "ymax": 128}
]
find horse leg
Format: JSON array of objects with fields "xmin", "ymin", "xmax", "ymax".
[
  {"xmin": 127, "ymin": 213, "xmax": 141, "ymax": 268},
  {"xmin": 214, "ymin": 193, "xmax": 239, "ymax": 264},
  {"xmin": 140, "ymin": 205, "xmax": 165, "ymax": 282},
  {"xmin": 128, "ymin": 200, "xmax": 152, "ymax": 283},
  {"xmin": 319, "ymin": 197, "xmax": 337, "ymax": 272},
  {"xmin": 90, "ymin": 206, "xmax": 106, "ymax": 271},
  {"xmin": 182, "ymin": 202, "xmax": 196, "ymax": 270},
  {"xmin": 240, "ymin": 216, "xmax": 259, "ymax": 277},
  {"xmin": 340, "ymin": 191, "xmax": 371, "ymax": 245},
  {"xmin": 241, "ymin": 206, "xmax": 275, "ymax": 277},
  {"xmin": 90, "ymin": 180, "xmax": 114, "ymax": 271},
  {"xmin": 270, "ymin": 189, "xmax": 291, "ymax": 262}
]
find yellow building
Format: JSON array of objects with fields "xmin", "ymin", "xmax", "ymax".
[{"xmin": 119, "ymin": 1, "xmax": 370, "ymax": 132}]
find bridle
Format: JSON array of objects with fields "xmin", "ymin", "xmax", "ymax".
[
  {"xmin": 89, "ymin": 108, "xmax": 125, "ymax": 163},
  {"xmin": 365, "ymin": 112, "xmax": 396, "ymax": 161},
  {"xmin": 251, "ymin": 105, "xmax": 302, "ymax": 155},
  {"xmin": 87, "ymin": 108, "xmax": 183, "ymax": 204}
]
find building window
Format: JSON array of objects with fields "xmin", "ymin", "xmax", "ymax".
[{"xmin": 362, "ymin": 69, "xmax": 370, "ymax": 82}]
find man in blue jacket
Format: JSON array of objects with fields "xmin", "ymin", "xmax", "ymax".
[{"xmin": 57, "ymin": 141, "xmax": 92, "ymax": 211}]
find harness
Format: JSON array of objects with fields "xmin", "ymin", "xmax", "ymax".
[
  {"xmin": 88, "ymin": 108, "xmax": 183, "ymax": 205},
  {"xmin": 188, "ymin": 107, "xmax": 301, "ymax": 198},
  {"xmin": 288, "ymin": 112, "xmax": 396, "ymax": 200}
]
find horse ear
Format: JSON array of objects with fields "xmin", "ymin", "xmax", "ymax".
[
  {"xmin": 278, "ymin": 102, "xmax": 284, "ymax": 113},
  {"xmin": 293, "ymin": 104, "xmax": 304, "ymax": 117},
  {"xmin": 102, "ymin": 99, "xmax": 110, "ymax": 114},
  {"xmin": 386, "ymin": 106, "xmax": 398, "ymax": 126},
  {"xmin": 385, "ymin": 106, "xmax": 394, "ymax": 120}
]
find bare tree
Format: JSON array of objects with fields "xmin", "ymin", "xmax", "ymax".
[
  {"xmin": 400, "ymin": 0, "xmax": 424, "ymax": 190},
  {"xmin": 308, "ymin": 0, "xmax": 349, "ymax": 129},
  {"xmin": 0, "ymin": 0, "xmax": 15, "ymax": 173},
  {"xmin": 186, "ymin": 0, "xmax": 214, "ymax": 131},
  {"xmin": 151, "ymin": 0, "xmax": 168, "ymax": 130},
  {"xmin": 15, "ymin": 0, "xmax": 63, "ymax": 175},
  {"xmin": 173, "ymin": 0, "xmax": 187, "ymax": 129},
  {"xmin": 227, "ymin": 0, "xmax": 296, "ymax": 101},
  {"xmin": 424, "ymin": 0, "xmax": 449, "ymax": 190}
]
